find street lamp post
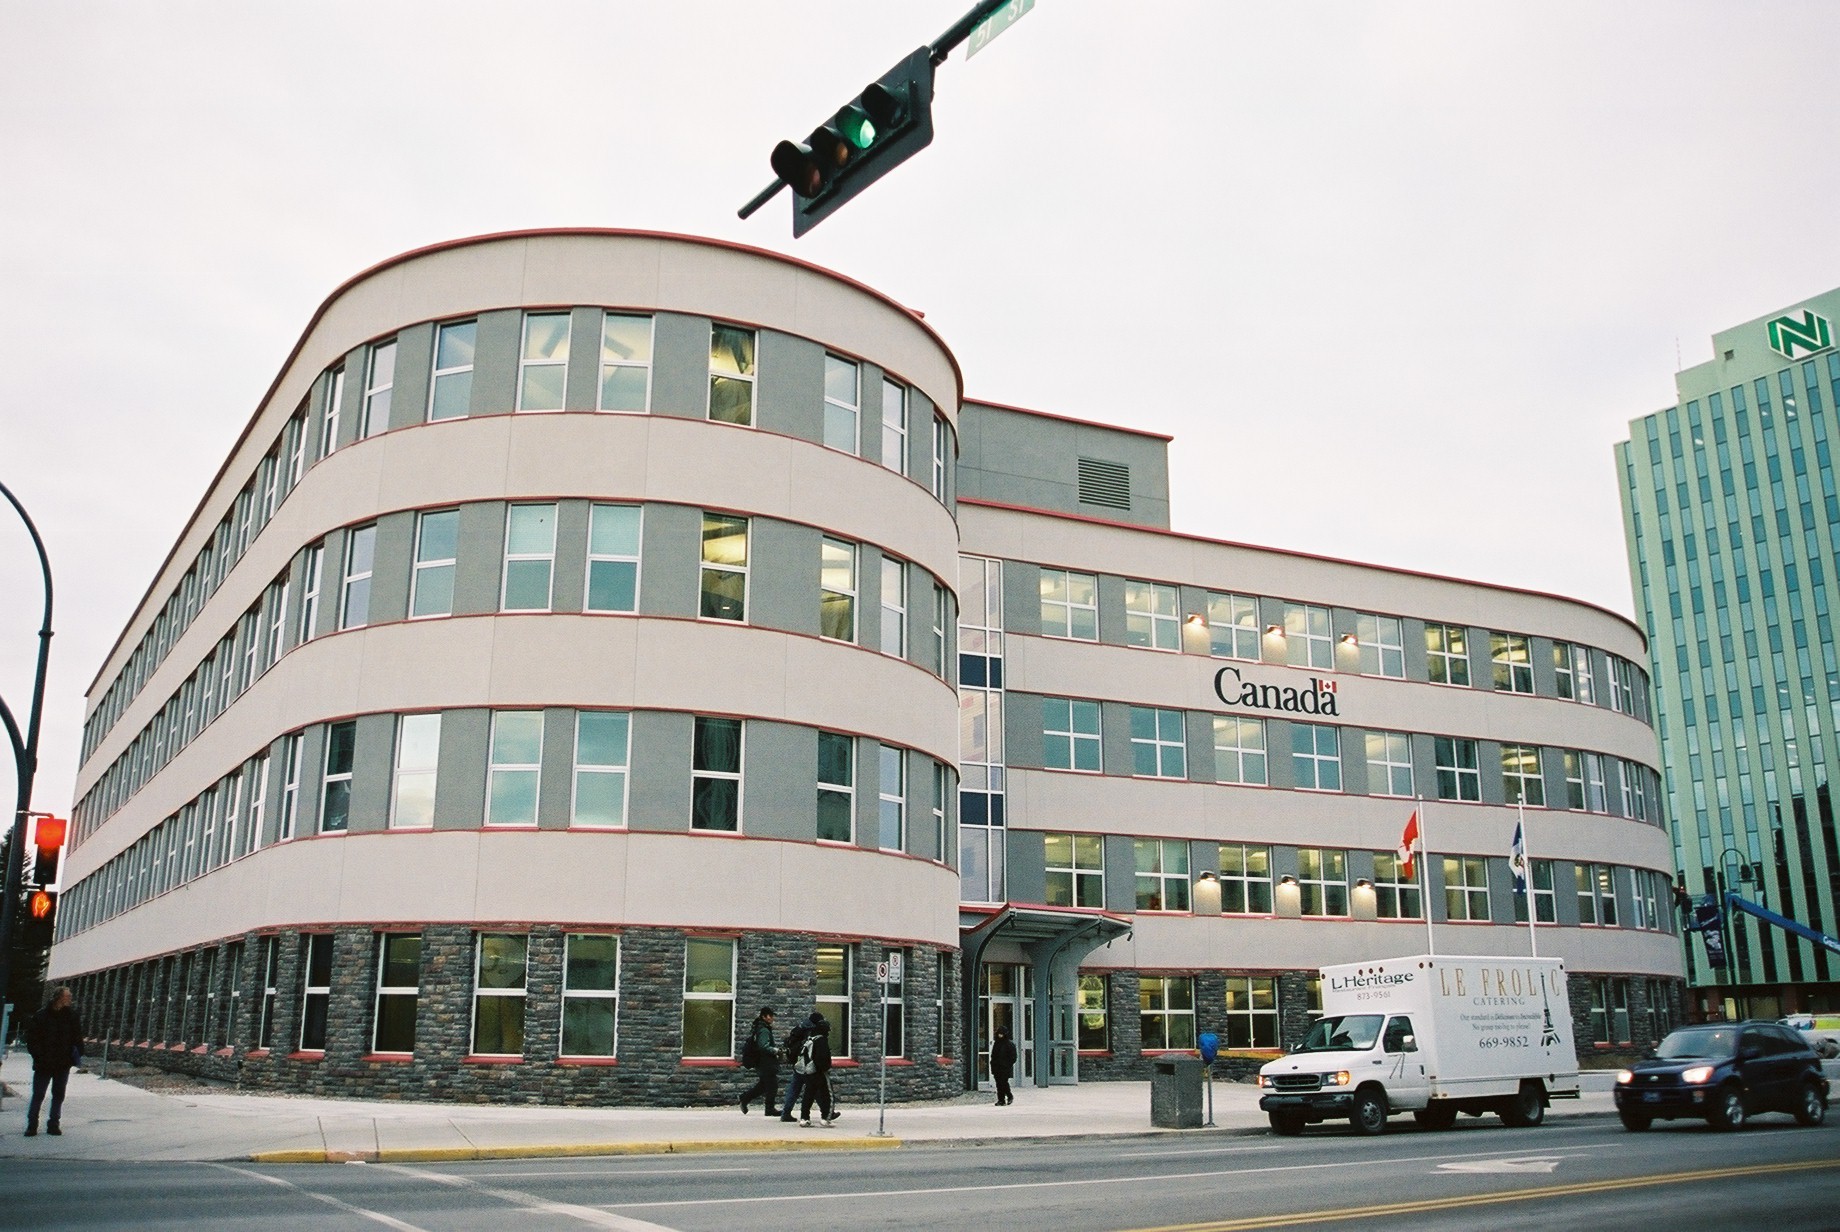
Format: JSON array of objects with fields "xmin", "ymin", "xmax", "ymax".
[
  {"xmin": 0, "ymin": 479, "xmax": 55, "ymax": 1037},
  {"xmin": 1712, "ymin": 845, "xmax": 1760, "ymax": 1020}
]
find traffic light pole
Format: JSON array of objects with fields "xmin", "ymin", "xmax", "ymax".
[
  {"xmin": 736, "ymin": 0, "xmax": 1013, "ymax": 221},
  {"xmin": 0, "ymin": 479, "xmax": 55, "ymax": 1032}
]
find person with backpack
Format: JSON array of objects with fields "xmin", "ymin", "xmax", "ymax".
[
  {"xmin": 796, "ymin": 1011, "xmax": 839, "ymax": 1127},
  {"xmin": 739, "ymin": 1006, "xmax": 780, "ymax": 1116},
  {"xmin": 777, "ymin": 1013, "xmax": 814, "ymax": 1123},
  {"xmin": 23, "ymin": 985, "xmax": 84, "ymax": 1137}
]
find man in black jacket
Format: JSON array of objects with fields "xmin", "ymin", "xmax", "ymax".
[
  {"xmin": 797, "ymin": 1012, "xmax": 839, "ymax": 1127},
  {"xmin": 24, "ymin": 985, "xmax": 84, "ymax": 1137},
  {"xmin": 740, "ymin": 1006, "xmax": 780, "ymax": 1116},
  {"xmin": 778, "ymin": 1015, "xmax": 813, "ymax": 1123}
]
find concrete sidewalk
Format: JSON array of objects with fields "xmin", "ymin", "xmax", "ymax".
[{"xmin": 0, "ymin": 1048, "xmax": 1620, "ymax": 1164}]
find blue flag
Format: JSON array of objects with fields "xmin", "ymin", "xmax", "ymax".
[{"xmin": 1509, "ymin": 820, "xmax": 1527, "ymax": 893}]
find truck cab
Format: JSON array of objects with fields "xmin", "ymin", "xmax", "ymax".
[{"xmin": 1258, "ymin": 1012, "xmax": 1428, "ymax": 1135}]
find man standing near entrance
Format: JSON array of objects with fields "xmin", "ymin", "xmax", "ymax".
[
  {"xmin": 991, "ymin": 1024, "xmax": 1018, "ymax": 1106},
  {"xmin": 23, "ymin": 986, "xmax": 84, "ymax": 1137}
]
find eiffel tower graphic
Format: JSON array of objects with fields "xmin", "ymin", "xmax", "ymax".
[{"xmin": 1538, "ymin": 987, "xmax": 1563, "ymax": 1048}]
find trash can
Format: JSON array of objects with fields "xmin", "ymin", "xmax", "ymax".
[{"xmin": 1150, "ymin": 1057, "xmax": 1205, "ymax": 1128}]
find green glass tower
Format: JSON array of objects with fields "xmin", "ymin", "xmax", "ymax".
[{"xmin": 1617, "ymin": 288, "xmax": 1840, "ymax": 1019}]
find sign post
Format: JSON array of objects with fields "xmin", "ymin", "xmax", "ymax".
[
  {"xmin": 874, "ymin": 951, "xmax": 903, "ymax": 1136},
  {"xmin": 1198, "ymin": 1031, "xmax": 1220, "ymax": 1127}
]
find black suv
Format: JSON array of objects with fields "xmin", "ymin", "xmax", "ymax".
[{"xmin": 1615, "ymin": 1020, "xmax": 1830, "ymax": 1131}]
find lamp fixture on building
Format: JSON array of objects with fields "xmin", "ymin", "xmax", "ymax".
[
  {"xmin": 1193, "ymin": 870, "xmax": 1222, "ymax": 916},
  {"xmin": 1265, "ymin": 624, "xmax": 1284, "ymax": 637}
]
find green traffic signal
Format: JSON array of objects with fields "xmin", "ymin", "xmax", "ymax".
[{"xmin": 838, "ymin": 107, "xmax": 877, "ymax": 150}]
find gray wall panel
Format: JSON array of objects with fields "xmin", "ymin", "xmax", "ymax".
[
  {"xmin": 453, "ymin": 502, "xmax": 507, "ymax": 617},
  {"xmin": 1005, "ymin": 691, "xmax": 1045, "ymax": 770},
  {"xmin": 348, "ymin": 713, "xmax": 395, "ymax": 834},
  {"xmin": 629, "ymin": 710, "xmax": 691, "ymax": 832},
  {"xmin": 759, "ymin": 330, "xmax": 823, "ymax": 444},
  {"xmin": 640, "ymin": 503, "xmax": 698, "ymax": 618},
  {"xmin": 470, "ymin": 309, "xmax": 521, "ymax": 417},
  {"xmin": 651, "ymin": 313, "xmax": 708, "ymax": 419},
  {"xmin": 368, "ymin": 512, "xmax": 415, "ymax": 624},
  {"xmin": 1103, "ymin": 834, "xmax": 1136, "ymax": 914},
  {"xmin": 1184, "ymin": 710, "xmax": 1214, "ymax": 783},
  {"xmin": 297, "ymin": 724, "xmax": 328, "ymax": 835},
  {"xmin": 538, "ymin": 708, "xmax": 575, "ymax": 829},
  {"xmin": 552, "ymin": 500, "xmax": 590, "ymax": 614},
  {"xmin": 1004, "ymin": 561, "xmax": 1042, "ymax": 638},
  {"xmin": 390, "ymin": 324, "xmax": 435, "ymax": 431},
  {"xmin": 1008, "ymin": 830, "xmax": 1047, "ymax": 906},
  {"xmin": 434, "ymin": 708, "xmax": 489, "ymax": 831},
  {"xmin": 757, "ymin": 520, "xmax": 819, "ymax": 637},
  {"xmin": 566, "ymin": 307, "xmax": 601, "ymax": 412},
  {"xmin": 743, "ymin": 720, "xmax": 808, "ymax": 842}
]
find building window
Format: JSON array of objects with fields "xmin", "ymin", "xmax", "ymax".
[
  {"xmin": 318, "ymin": 367, "xmax": 345, "ymax": 459},
  {"xmin": 502, "ymin": 503, "xmax": 558, "ymax": 612},
  {"xmin": 692, "ymin": 717, "xmax": 743, "ymax": 831},
  {"xmin": 361, "ymin": 341, "xmax": 396, "ymax": 437},
  {"xmin": 880, "ymin": 379, "xmax": 907, "ymax": 472},
  {"xmin": 1130, "ymin": 707, "xmax": 1187, "ymax": 779},
  {"xmin": 880, "ymin": 556, "xmax": 908, "ymax": 657},
  {"xmin": 683, "ymin": 938, "xmax": 736, "ymax": 1058},
  {"xmin": 1501, "ymin": 744, "xmax": 1544, "ymax": 807},
  {"xmin": 599, "ymin": 313, "xmax": 653, "ymax": 412},
  {"xmin": 1291, "ymin": 723, "xmax": 1342, "ymax": 791},
  {"xmin": 1434, "ymin": 736, "xmax": 1481, "ymax": 802},
  {"xmin": 937, "ymin": 950, "xmax": 950, "ymax": 1056},
  {"xmin": 1077, "ymin": 973, "xmax": 1108, "ymax": 1051},
  {"xmin": 1491, "ymin": 632, "xmax": 1533, "ymax": 693},
  {"xmin": 1044, "ymin": 833, "xmax": 1105, "ymax": 908},
  {"xmin": 262, "ymin": 575, "xmax": 289, "ymax": 671},
  {"xmin": 1584, "ymin": 752, "xmax": 1608, "ymax": 812},
  {"xmin": 708, "ymin": 325, "xmax": 755, "ymax": 425},
  {"xmin": 1610, "ymin": 657, "xmax": 1637, "ymax": 715},
  {"xmin": 298, "ymin": 542, "xmax": 323, "ymax": 643},
  {"xmin": 410, "ymin": 509, "xmax": 459, "ymax": 618},
  {"xmin": 257, "ymin": 935, "xmax": 280, "ymax": 1049},
  {"xmin": 373, "ymin": 932, "xmax": 421, "ymax": 1054},
  {"xmin": 580, "ymin": 503, "xmax": 643, "ymax": 612},
  {"xmin": 1443, "ymin": 855, "xmax": 1490, "ymax": 922},
  {"xmin": 1040, "ymin": 569, "xmax": 1099, "ymax": 640},
  {"xmin": 1125, "ymin": 580, "xmax": 1180, "ymax": 650},
  {"xmin": 1224, "ymin": 976, "xmax": 1279, "ymax": 1049},
  {"xmin": 931, "ymin": 581, "xmax": 948, "ymax": 676},
  {"xmin": 517, "ymin": 312, "xmax": 570, "ymax": 412},
  {"xmin": 931, "ymin": 415, "xmax": 947, "ymax": 500},
  {"xmin": 487, "ymin": 711, "xmax": 544, "ymax": 826},
  {"xmin": 931, "ymin": 761, "xmax": 947, "ymax": 860},
  {"xmin": 572, "ymin": 711, "xmax": 630, "ymax": 828},
  {"xmin": 1357, "ymin": 613, "xmax": 1406, "ymax": 677},
  {"xmin": 1212, "ymin": 715, "xmax": 1268, "ymax": 786},
  {"xmin": 390, "ymin": 713, "xmax": 441, "ymax": 829},
  {"xmin": 1552, "ymin": 641, "xmax": 1576, "ymax": 699},
  {"xmin": 1570, "ymin": 645, "xmax": 1597, "ymax": 704},
  {"xmin": 1134, "ymin": 838, "xmax": 1190, "ymax": 911},
  {"xmin": 817, "ymin": 731, "xmax": 854, "ymax": 843},
  {"xmin": 1218, "ymin": 843, "xmax": 1272, "ymax": 913},
  {"xmin": 1207, "ymin": 592, "xmax": 1260, "ymax": 660},
  {"xmin": 1284, "ymin": 603, "xmax": 1333, "ymax": 669},
  {"xmin": 561, "ymin": 933, "xmax": 620, "ymax": 1057},
  {"xmin": 339, "ymin": 524, "xmax": 376, "ymax": 630},
  {"xmin": 816, "ymin": 944, "xmax": 853, "ymax": 1057},
  {"xmin": 1043, "ymin": 697, "xmax": 1102, "ymax": 772},
  {"xmin": 1590, "ymin": 977, "xmax": 1631, "ymax": 1044},
  {"xmin": 1365, "ymin": 730, "xmax": 1414, "ymax": 797},
  {"xmin": 278, "ymin": 733, "xmax": 302, "ymax": 841},
  {"xmin": 881, "ymin": 947, "xmax": 906, "ymax": 1058},
  {"xmin": 320, "ymin": 720, "xmax": 356, "ymax": 833},
  {"xmin": 1576, "ymin": 863, "xmax": 1599, "ymax": 924},
  {"xmin": 700, "ymin": 514, "xmax": 748, "ymax": 621},
  {"xmin": 1514, "ymin": 859, "xmax": 1557, "ymax": 924},
  {"xmin": 428, "ymin": 320, "xmax": 476, "ymax": 421},
  {"xmin": 1297, "ymin": 847, "xmax": 1348, "ymax": 916},
  {"xmin": 1562, "ymin": 750, "xmax": 1586, "ymax": 810},
  {"xmin": 1139, "ymin": 976, "xmax": 1196, "ymax": 1051},
  {"xmin": 878, "ymin": 745, "xmax": 906, "ymax": 851},
  {"xmin": 1425, "ymin": 623, "xmax": 1470, "ymax": 686},
  {"xmin": 821, "ymin": 537, "xmax": 857, "ymax": 641},
  {"xmin": 1596, "ymin": 864, "xmax": 1620, "ymax": 925},
  {"xmin": 823, "ymin": 354, "xmax": 860, "ymax": 453},
  {"xmin": 471, "ymin": 934, "xmax": 528, "ymax": 1056},
  {"xmin": 299, "ymin": 933, "xmax": 332, "ymax": 1050},
  {"xmin": 1372, "ymin": 851, "xmax": 1421, "ymax": 919}
]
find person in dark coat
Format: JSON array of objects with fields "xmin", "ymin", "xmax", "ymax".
[
  {"xmin": 777, "ymin": 1013, "xmax": 813, "ymax": 1122},
  {"xmin": 796, "ymin": 1011, "xmax": 839, "ymax": 1126},
  {"xmin": 24, "ymin": 985, "xmax": 84, "ymax": 1137},
  {"xmin": 740, "ymin": 1006, "xmax": 780, "ymax": 1116},
  {"xmin": 990, "ymin": 1024, "xmax": 1018, "ymax": 1106}
]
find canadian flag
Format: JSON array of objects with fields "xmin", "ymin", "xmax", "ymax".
[{"xmin": 1398, "ymin": 810, "xmax": 1421, "ymax": 880}]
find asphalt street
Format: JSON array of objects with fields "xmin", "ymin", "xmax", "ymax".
[{"xmin": 1, "ymin": 1113, "xmax": 1834, "ymax": 1232}]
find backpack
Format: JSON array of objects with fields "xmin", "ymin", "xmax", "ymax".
[
  {"xmin": 741, "ymin": 1034, "xmax": 761, "ymax": 1069},
  {"xmin": 795, "ymin": 1034, "xmax": 818, "ymax": 1076},
  {"xmin": 783, "ymin": 1025, "xmax": 809, "ymax": 1066}
]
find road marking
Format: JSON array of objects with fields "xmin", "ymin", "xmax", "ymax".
[
  {"xmin": 1116, "ymin": 1145, "xmax": 1288, "ymax": 1160},
  {"xmin": 1436, "ymin": 1157, "xmax": 1562, "ymax": 1173},
  {"xmin": 371, "ymin": 1163, "xmax": 682, "ymax": 1231},
  {"xmin": 1117, "ymin": 1158, "xmax": 1840, "ymax": 1231},
  {"xmin": 209, "ymin": 1164, "xmax": 432, "ymax": 1232},
  {"xmin": 462, "ymin": 1166, "xmax": 753, "ymax": 1179},
  {"xmin": 602, "ymin": 1143, "xmax": 1602, "ymax": 1210}
]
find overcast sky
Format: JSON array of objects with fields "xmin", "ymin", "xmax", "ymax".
[{"xmin": 5, "ymin": 1, "xmax": 1840, "ymax": 817}]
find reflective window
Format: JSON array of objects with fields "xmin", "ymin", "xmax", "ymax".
[
  {"xmin": 600, "ymin": 313, "xmax": 653, "ymax": 412},
  {"xmin": 428, "ymin": 320, "xmax": 476, "ymax": 421},
  {"xmin": 517, "ymin": 312, "xmax": 570, "ymax": 411},
  {"xmin": 708, "ymin": 326, "xmax": 756, "ymax": 425}
]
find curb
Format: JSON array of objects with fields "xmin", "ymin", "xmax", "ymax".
[{"xmin": 249, "ymin": 1136, "xmax": 903, "ymax": 1164}]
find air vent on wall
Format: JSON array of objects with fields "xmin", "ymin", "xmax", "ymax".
[{"xmin": 1077, "ymin": 457, "xmax": 1131, "ymax": 510}]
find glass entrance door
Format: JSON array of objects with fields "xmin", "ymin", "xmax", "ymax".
[{"xmin": 977, "ymin": 963, "xmax": 1033, "ymax": 1086}]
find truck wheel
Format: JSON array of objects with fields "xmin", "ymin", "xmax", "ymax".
[
  {"xmin": 1793, "ymin": 1083, "xmax": 1826, "ymax": 1127},
  {"xmin": 1413, "ymin": 1104, "xmax": 1458, "ymax": 1131},
  {"xmin": 1617, "ymin": 1109, "xmax": 1651, "ymax": 1132},
  {"xmin": 1499, "ymin": 1081, "xmax": 1546, "ymax": 1128},
  {"xmin": 1708, "ymin": 1084, "xmax": 1747, "ymax": 1131},
  {"xmin": 1349, "ymin": 1089, "xmax": 1389, "ymax": 1136},
  {"xmin": 1268, "ymin": 1111, "xmax": 1306, "ymax": 1136}
]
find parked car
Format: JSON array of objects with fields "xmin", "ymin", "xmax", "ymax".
[{"xmin": 1615, "ymin": 1021, "xmax": 1829, "ymax": 1131}]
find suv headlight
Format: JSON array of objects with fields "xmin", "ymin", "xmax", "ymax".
[
  {"xmin": 1615, "ymin": 1070, "xmax": 1634, "ymax": 1084},
  {"xmin": 1681, "ymin": 1065, "xmax": 1715, "ymax": 1084}
]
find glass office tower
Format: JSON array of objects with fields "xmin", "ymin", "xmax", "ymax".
[{"xmin": 1618, "ymin": 287, "xmax": 1840, "ymax": 1019}]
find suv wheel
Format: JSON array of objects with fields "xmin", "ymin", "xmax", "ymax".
[
  {"xmin": 1793, "ymin": 1083, "xmax": 1826, "ymax": 1127},
  {"xmin": 1349, "ymin": 1089, "xmax": 1389, "ymax": 1136},
  {"xmin": 1709, "ymin": 1084, "xmax": 1748, "ymax": 1131}
]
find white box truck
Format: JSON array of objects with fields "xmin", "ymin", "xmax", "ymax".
[{"xmin": 1257, "ymin": 954, "xmax": 1580, "ymax": 1136}]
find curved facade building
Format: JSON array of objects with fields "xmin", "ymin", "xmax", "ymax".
[{"xmin": 51, "ymin": 230, "xmax": 1683, "ymax": 1104}]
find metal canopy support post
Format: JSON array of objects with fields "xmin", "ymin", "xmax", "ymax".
[{"xmin": 0, "ymin": 480, "xmax": 55, "ymax": 1029}]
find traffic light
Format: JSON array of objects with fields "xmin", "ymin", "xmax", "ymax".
[
  {"xmin": 23, "ymin": 888, "xmax": 56, "ymax": 949},
  {"xmin": 769, "ymin": 46, "xmax": 937, "ymax": 237},
  {"xmin": 31, "ymin": 814, "xmax": 66, "ymax": 887}
]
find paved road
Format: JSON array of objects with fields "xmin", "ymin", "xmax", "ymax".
[{"xmin": 2, "ymin": 1113, "xmax": 1834, "ymax": 1231}]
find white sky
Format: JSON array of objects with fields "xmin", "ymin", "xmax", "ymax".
[{"xmin": 4, "ymin": 1, "xmax": 1840, "ymax": 817}]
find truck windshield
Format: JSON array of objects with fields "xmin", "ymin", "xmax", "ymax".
[
  {"xmin": 1294, "ymin": 1014, "xmax": 1384, "ymax": 1053},
  {"xmin": 1655, "ymin": 1026, "xmax": 1737, "ymax": 1060}
]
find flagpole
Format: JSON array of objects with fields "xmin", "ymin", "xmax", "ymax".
[
  {"xmin": 1418, "ymin": 797, "xmax": 1435, "ymax": 956},
  {"xmin": 1520, "ymin": 799, "xmax": 1539, "ymax": 959}
]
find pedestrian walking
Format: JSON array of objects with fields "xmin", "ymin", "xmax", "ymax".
[
  {"xmin": 777, "ymin": 1013, "xmax": 813, "ymax": 1122},
  {"xmin": 991, "ymin": 1024, "xmax": 1017, "ymax": 1106},
  {"xmin": 739, "ymin": 1006, "xmax": 781, "ymax": 1116},
  {"xmin": 23, "ymin": 985, "xmax": 84, "ymax": 1137},
  {"xmin": 796, "ymin": 1011, "xmax": 840, "ymax": 1126}
]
